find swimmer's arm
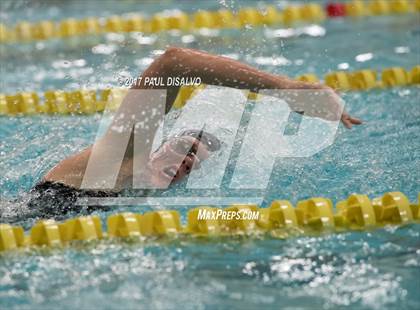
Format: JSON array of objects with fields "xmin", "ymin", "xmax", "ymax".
[
  {"xmin": 136, "ymin": 47, "xmax": 320, "ymax": 90},
  {"xmin": 42, "ymin": 146, "xmax": 133, "ymax": 190},
  {"xmin": 136, "ymin": 47, "xmax": 361, "ymax": 128}
]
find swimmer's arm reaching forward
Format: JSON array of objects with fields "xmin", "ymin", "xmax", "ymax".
[{"xmin": 135, "ymin": 47, "xmax": 362, "ymax": 129}]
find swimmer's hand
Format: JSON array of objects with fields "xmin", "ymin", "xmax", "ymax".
[
  {"xmin": 308, "ymin": 85, "xmax": 362, "ymax": 129},
  {"xmin": 341, "ymin": 111, "xmax": 363, "ymax": 129},
  {"xmin": 272, "ymin": 80, "xmax": 362, "ymax": 129},
  {"xmin": 321, "ymin": 86, "xmax": 362, "ymax": 129}
]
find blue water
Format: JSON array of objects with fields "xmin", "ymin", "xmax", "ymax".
[{"xmin": 1, "ymin": 1, "xmax": 420, "ymax": 309}]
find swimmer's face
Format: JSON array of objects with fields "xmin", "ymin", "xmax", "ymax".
[{"xmin": 145, "ymin": 136, "xmax": 212, "ymax": 187}]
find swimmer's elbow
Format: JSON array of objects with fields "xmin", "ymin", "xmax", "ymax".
[
  {"xmin": 156, "ymin": 47, "xmax": 190, "ymax": 73},
  {"xmin": 160, "ymin": 46, "xmax": 184, "ymax": 62},
  {"xmin": 151, "ymin": 47, "xmax": 178, "ymax": 67},
  {"xmin": 164, "ymin": 46, "xmax": 184, "ymax": 56}
]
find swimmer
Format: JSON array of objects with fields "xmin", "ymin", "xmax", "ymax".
[{"xmin": 29, "ymin": 47, "xmax": 361, "ymax": 216}]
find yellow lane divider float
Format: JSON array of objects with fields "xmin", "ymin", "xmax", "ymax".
[
  {"xmin": 1, "ymin": 192, "xmax": 419, "ymax": 252},
  {"xmin": 0, "ymin": 65, "xmax": 419, "ymax": 116},
  {"xmin": 0, "ymin": 0, "xmax": 419, "ymax": 44}
]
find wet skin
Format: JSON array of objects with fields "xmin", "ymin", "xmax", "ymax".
[{"xmin": 144, "ymin": 136, "xmax": 211, "ymax": 188}]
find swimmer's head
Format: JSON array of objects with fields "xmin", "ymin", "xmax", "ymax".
[{"xmin": 145, "ymin": 130, "xmax": 221, "ymax": 187}]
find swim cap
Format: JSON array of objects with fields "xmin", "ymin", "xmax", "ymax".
[{"xmin": 177, "ymin": 129, "xmax": 221, "ymax": 152}]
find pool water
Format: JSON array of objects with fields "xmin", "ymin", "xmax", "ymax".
[{"xmin": 1, "ymin": 1, "xmax": 419, "ymax": 309}]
